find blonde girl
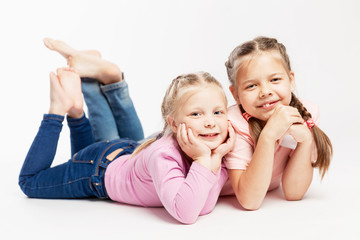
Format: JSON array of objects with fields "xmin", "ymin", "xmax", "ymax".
[
  {"xmin": 19, "ymin": 67, "xmax": 235, "ymax": 224},
  {"xmin": 224, "ymin": 36, "xmax": 333, "ymax": 210}
]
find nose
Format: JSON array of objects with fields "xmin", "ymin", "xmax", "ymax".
[
  {"xmin": 204, "ymin": 115, "xmax": 216, "ymax": 128},
  {"xmin": 259, "ymin": 83, "xmax": 273, "ymax": 98}
]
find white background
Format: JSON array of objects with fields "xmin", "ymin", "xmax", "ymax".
[{"xmin": 1, "ymin": 0, "xmax": 359, "ymax": 239}]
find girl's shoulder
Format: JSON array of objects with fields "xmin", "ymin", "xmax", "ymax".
[
  {"xmin": 227, "ymin": 104, "xmax": 250, "ymax": 131},
  {"xmin": 144, "ymin": 135, "xmax": 191, "ymax": 172},
  {"xmin": 145, "ymin": 135, "xmax": 185, "ymax": 161},
  {"xmin": 147, "ymin": 135, "xmax": 180, "ymax": 153}
]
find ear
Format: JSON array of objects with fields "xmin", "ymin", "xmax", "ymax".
[
  {"xmin": 289, "ymin": 71, "xmax": 295, "ymax": 92},
  {"xmin": 166, "ymin": 115, "xmax": 178, "ymax": 133},
  {"xmin": 229, "ymin": 85, "xmax": 240, "ymax": 104}
]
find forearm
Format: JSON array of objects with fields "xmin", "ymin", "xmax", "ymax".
[
  {"xmin": 282, "ymin": 140, "xmax": 313, "ymax": 200},
  {"xmin": 235, "ymin": 134, "xmax": 276, "ymax": 210},
  {"xmin": 160, "ymin": 162, "xmax": 220, "ymax": 224}
]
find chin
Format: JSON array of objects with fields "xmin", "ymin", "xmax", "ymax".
[{"xmin": 204, "ymin": 141, "xmax": 222, "ymax": 150}]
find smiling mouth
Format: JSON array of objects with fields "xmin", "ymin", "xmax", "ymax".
[
  {"xmin": 199, "ymin": 133, "xmax": 219, "ymax": 138},
  {"xmin": 258, "ymin": 101, "xmax": 278, "ymax": 109}
]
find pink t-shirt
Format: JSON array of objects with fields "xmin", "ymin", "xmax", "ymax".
[
  {"xmin": 105, "ymin": 135, "xmax": 228, "ymax": 224},
  {"xmin": 224, "ymin": 100, "xmax": 319, "ymax": 191}
]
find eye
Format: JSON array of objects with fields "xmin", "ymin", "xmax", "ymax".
[
  {"xmin": 214, "ymin": 110, "xmax": 224, "ymax": 115},
  {"xmin": 271, "ymin": 78, "xmax": 281, "ymax": 82},
  {"xmin": 190, "ymin": 112, "xmax": 201, "ymax": 117},
  {"xmin": 246, "ymin": 84, "xmax": 256, "ymax": 89}
]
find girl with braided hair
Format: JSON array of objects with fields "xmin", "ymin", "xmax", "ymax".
[
  {"xmin": 224, "ymin": 36, "xmax": 333, "ymax": 210},
  {"xmin": 19, "ymin": 61, "xmax": 235, "ymax": 223}
]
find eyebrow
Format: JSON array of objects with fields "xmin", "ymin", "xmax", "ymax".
[
  {"xmin": 270, "ymin": 72, "xmax": 286, "ymax": 77},
  {"xmin": 241, "ymin": 72, "xmax": 287, "ymax": 84},
  {"xmin": 189, "ymin": 105, "xmax": 226, "ymax": 110}
]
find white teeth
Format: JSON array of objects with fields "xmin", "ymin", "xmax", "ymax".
[
  {"xmin": 201, "ymin": 133, "xmax": 217, "ymax": 136},
  {"xmin": 264, "ymin": 103, "xmax": 270, "ymax": 107}
]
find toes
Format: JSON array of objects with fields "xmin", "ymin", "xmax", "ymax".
[
  {"xmin": 49, "ymin": 72, "xmax": 62, "ymax": 90},
  {"xmin": 43, "ymin": 38, "xmax": 77, "ymax": 58},
  {"xmin": 49, "ymin": 72, "xmax": 58, "ymax": 83},
  {"xmin": 56, "ymin": 68, "xmax": 62, "ymax": 76},
  {"xmin": 43, "ymin": 38, "xmax": 54, "ymax": 49}
]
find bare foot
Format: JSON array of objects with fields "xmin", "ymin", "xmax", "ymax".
[
  {"xmin": 68, "ymin": 54, "xmax": 123, "ymax": 84},
  {"xmin": 43, "ymin": 38, "xmax": 101, "ymax": 58},
  {"xmin": 56, "ymin": 68, "xmax": 84, "ymax": 118},
  {"xmin": 48, "ymin": 72, "xmax": 73, "ymax": 116},
  {"xmin": 44, "ymin": 38, "xmax": 122, "ymax": 84}
]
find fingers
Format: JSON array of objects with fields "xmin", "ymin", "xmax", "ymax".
[
  {"xmin": 177, "ymin": 123, "xmax": 188, "ymax": 146},
  {"xmin": 176, "ymin": 123, "xmax": 189, "ymax": 151},
  {"xmin": 177, "ymin": 123, "xmax": 198, "ymax": 146},
  {"xmin": 275, "ymin": 105, "xmax": 304, "ymax": 124},
  {"xmin": 188, "ymin": 128, "xmax": 199, "ymax": 145},
  {"xmin": 228, "ymin": 121, "xmax": 235, "ymax": 140},
  {"xmin": 212, "ymin": 121, "xmax": 236, "ymax": 157},
  {"xmin": 227, "ymin": 122, "xmax": 236, "ymax": 147},
  {"xmin": 224, "ymin": 122, "xmax": 236, "ymax": 148}
]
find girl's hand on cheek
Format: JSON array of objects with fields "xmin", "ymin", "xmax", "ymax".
[
  {"xmin": 176, "ymin": 123, "xmax": 211, "ymax": 161},
  {"xmin": 263, "ymin": 105, "xmax": 304, "ymax": 142},
  {"xmin": 213, "ymin": 121, "xmax": 236, "ymax": 158}
]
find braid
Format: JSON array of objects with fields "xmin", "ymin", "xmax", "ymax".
[
  {"xmin": 289, "ymin": 93, "xmax": 333, "ymax": 178},
  {"xmin": 289, "ymin": 93, "xmax": 312, "ymax": 120}
]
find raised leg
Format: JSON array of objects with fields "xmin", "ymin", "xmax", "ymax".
[{"xmin": 44, "ymin": 38, "xmax": 144, "ymax": 141}]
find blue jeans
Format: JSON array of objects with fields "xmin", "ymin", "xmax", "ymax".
[
  {"xmin": 19, "ymin": 114, "xmax": 138, "ymax": 199},
  {"xmin": 81, "ymin": 78, "xmax": 144, "ymax": 142}
]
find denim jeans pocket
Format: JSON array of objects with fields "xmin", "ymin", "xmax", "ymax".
[{"xmin": 72, "ymin": 142, "xmax": 103, "ymax": 164}]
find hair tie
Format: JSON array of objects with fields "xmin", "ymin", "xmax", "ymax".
[
  {"xmin": 156, "ymin": 132, "xmax": 164, "ymax": 140},
  {"xmin": 242, "ymin": 112, "xmax": 252, "ymax": 121},
  {"xmin": 306, "ymin": 118, "xmax": 315, "ymax": 129}
]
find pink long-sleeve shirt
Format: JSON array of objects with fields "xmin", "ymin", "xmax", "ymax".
[{"xmin": 104, "ymin": 135, "xmax": 228, "ymax": 224}]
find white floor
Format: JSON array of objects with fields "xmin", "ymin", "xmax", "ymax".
[
  {"xmin": 1, "ymin": 1, "xmax": 360, "ymax": 239},
  {"xmin": 2, "ymin": 140, "xmax": 359, "ymax": 240}
]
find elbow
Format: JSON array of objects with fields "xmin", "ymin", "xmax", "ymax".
[
  {"xmin": 282, "ymin": 186, "xmax": 306, "ymax": 201},
  {"xmin": 172, "ymin": 208, "xmax": 199, "ymax": 225},
  {"xmin": 238, "ymin": 197, "xmax": 262, "ymax": 211},
  {"xmin": 284, "ymin": 192, "xmax": 304, "ymax": 201},
  {"xmin": 240, "ymin": 200, "xmax": 261, "ymax": 211},
  {"xmin": 179, "ymin": 218, "xmax": 197, "ymax": 225},
  {"xmin": 234, "ymin": 189, "xmax": 264, "ymax": 210},
  {"xmin": 175, "ymin": 214, "xmax": 198, "ymax": 225}
]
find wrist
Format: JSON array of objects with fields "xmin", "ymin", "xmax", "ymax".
[
  {"xmin": 258, "ymin": 130, "xmax": 277, "ymax": 145},
  {"xmin": 194, "ymin": 156, "xmax": 212, "ymax": 171}
]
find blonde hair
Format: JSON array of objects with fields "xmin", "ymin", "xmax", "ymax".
[
  {"xmin": 225, "ymin": 36, "xmax": 333, "ymax": 178},
  {"xmin": 131, "ymin": 71, "xmax": 226, "ymax": 156}
]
